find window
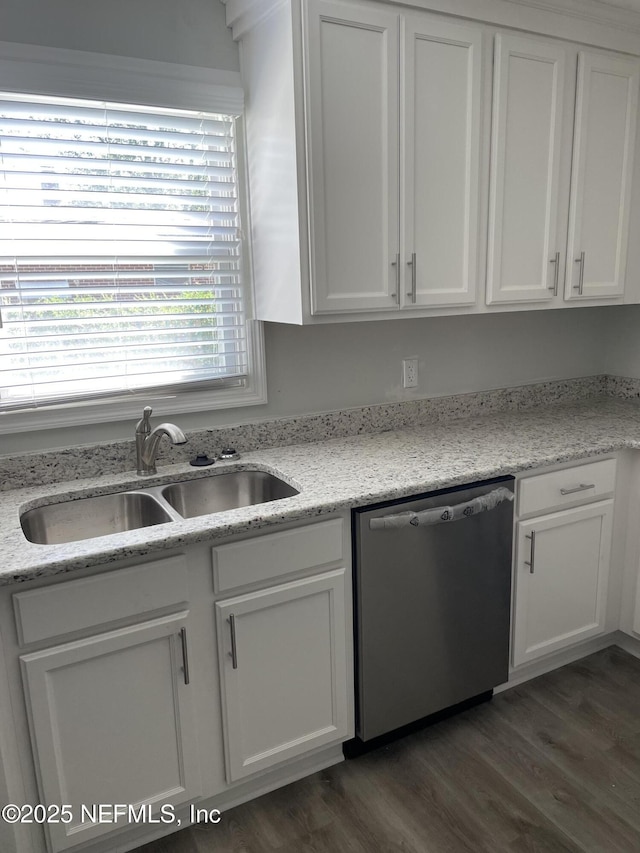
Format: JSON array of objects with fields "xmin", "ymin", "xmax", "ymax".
[{"xmin": 0, "ymin": 91, "xmax": 261, "ymax": 421}]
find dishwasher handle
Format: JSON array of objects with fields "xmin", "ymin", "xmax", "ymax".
[{"xmin": 369, "ymin": 486, "xmax": 514, "ymax": 530}]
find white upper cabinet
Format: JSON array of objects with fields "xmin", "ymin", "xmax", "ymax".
[
  {"xmin": 486, "ymin": 35, "xmax": 569, "ymax": 305},
  {"xmin": 307, "ymin": 3, "xmax": 484, "ymax": 314},
  {"xmin": 401, "ymin": 16, "xmax": 483, "ymax": 308},
  {"xmin": 306, "ymin": 3, "xmax": 400, "ymax": 313},
  {"xmin": 228, "ymin": 0, "xmax": 640, "ymax": 323},
  {"xmin": 236, "ymin": 0, "xmax": 485, "ymax": 323},
  {"xmin": 565, "ymin": 52, "xmax": 640, "ymax": 300},
  {"xmin": 487, "ymin": 33, "xmax": 640, "ymax": 307}
]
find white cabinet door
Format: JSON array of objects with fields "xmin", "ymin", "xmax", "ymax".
[
  {"xmin": 401, "ymin": 16, "xmax": 483, "ymax": 307},
  {"xmin": 216, "ymin": 569, "xmax": 349, "ymax": 782},
  {"xmin": 487, "ymin": 34, "xmax": 570, "ymax": 304},
  {"xmin": 565, "ymin": 51, "xmax": 640, "ymax": 300},
  {"xmin": 305, "ymin": 1, "xmax": 400, "ymax": 313},
  {"xmin": 21, "ymin": 613, "xmax": 200, "ymax": 852},
  {"xmin": 512, "ymin": 500, "xmax": 613, "ymax": 667}
]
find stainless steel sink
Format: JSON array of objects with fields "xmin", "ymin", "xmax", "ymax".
[
  {"xmin": 21, "ymin": 469, "xmax": 299, "ymax": 544},
  {"xmin": 21, "ymin": 492, "xmax": 173, "ymax": 545},
  {"xmin": 161, "ymin": 470, "xmax": 299, "ymax": 519}
]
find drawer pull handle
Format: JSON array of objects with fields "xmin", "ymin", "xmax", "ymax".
[
  {"xmin": 180, "ymin": 627, "xmax": 190, "ymax": 685},
  {"xmin": 229, "ymin": 613, "xmax": 238, "ymax": 670},
  {"xmin": 549, "ymin": 251, "xmax": 560, "ymax": 294},
  {"xmin": 574, "ymin": 251, "xmax": 585, "ymax": 294},
  {"xmin": 525, "ymin": 530, "xmax": 536, "ymax": 574},
  {"xmin": 560, "ymin": 483, "xmax": 595, "ymax": 496},
  {"xmin": 407, "ymin": 252, "xmax": 417, "ymax": 303},
  {"xmin": 391, "ymin": 253, "xmax": 400, "ymax": 302}
]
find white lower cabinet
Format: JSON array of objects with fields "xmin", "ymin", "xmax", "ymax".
[
  {"xmin": 1, "ymin": 518, "xmax": 352, "ymax": 853},
  {"xmin": 20, "ymin": 612, "xmax": 201, "ymax": 853},
  {"xmin": 215, "ymin": 568, "xmax": 349, "ymax": 782},
  {"xmin": 512, "ymin": 461, "xmax": 616, "ymax": 667}
]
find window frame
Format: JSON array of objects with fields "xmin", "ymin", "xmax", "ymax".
[{"xmin": 0, "ymin": 40, "xmax": 266, "ymax": 435}]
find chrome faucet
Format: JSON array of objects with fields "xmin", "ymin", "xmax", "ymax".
[{"xmin": 135, "ymin": 406, "xmax": 187, "ymax": 475}]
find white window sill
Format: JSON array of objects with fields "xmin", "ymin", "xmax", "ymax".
[{"xmin": 0, "ymin": 322, "xmax": 266, "ymax": 435}]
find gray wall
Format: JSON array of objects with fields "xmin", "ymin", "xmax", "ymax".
[
  {"xmin": 1, "ymin": 309, "xmax": 611, "ymax": 454},
  {"xmin": 0, "ymin": 0, "xmax": 239, "ymax": 71},
  {"xmin": 602, "ymin": 305, "xmax": 640, "ymax": 376},
  {"xmin": 264, "ymin": 309, "xmax": 607, "ymax": 413}
]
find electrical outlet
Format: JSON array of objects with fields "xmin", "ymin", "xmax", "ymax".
[{"xmin": 402, "ymin": 357, "xmax": 418, "ymax": 389}]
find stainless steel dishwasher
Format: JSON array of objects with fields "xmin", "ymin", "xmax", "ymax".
[{"xmin": 351, "ymin": 476, "xmax": 514, "ymax": 747}]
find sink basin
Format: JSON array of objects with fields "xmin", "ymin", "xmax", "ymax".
[
  {"xmin": 161, "ymin": 470, "xmax": 299, "ymax": 519},
  {"xmin": 21, "ymin": 469, "xmax": 299, "ymax": 544},
  {"xmin": 21, "ymin": 492, "xmax": 173, "ymax": 545}
]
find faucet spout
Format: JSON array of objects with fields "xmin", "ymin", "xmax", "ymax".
[
  {"xmin": 141, "ymin": 423, "xmax": 187, "ymax": 467},
  {"xmin": 135, "ymin": 407, "xmax": 187, "ymax": 475}
]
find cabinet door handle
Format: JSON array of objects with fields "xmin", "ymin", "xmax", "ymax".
[
  {"xmin": 524, "ymin": 530, "xmax": 536, "ymax": 574},
  {"xmin": 573, "ymin": 251, "xmax": 585, "ymax": 294},
  {"xmin": 407, "ymin": 253, "xmax": 417, "ymax": 303},
  {"xmin": 180, "ymin": 627, "xmax": 190, "ymax": 685},
  {"xmin": 560, "ymin": 482, "xmax": 595, "ymax": 496},
  {"xmin": 549, "ymin": 251, "xmax": 560, "ymax": 295},
  {"xmin": 391, "ymin": 253, "xmax": 400, "ymax": 302},
  {"xmin": 228, "ymin": 613, "xmax": 238, "ymax": 669}
]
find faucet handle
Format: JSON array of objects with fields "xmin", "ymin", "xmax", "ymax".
[{"xmin": 135, "ymin": 406, "xmax": 153, "ymax": 436}]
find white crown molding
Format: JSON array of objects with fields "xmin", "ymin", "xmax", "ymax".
[
  {"xmin": 222, "ymin": 0, "xmax": 640, "ymax": 43},
  {"xmin": 498, "ymin": 0, "xmax": 640, "ymax": 31},
  {"xmin": 222, "ymin": 0, "xmax": 289, "ymax": 40},
  {"xmin": 0, "ymin": 41, "xmax": 244, "ymax": 112}
]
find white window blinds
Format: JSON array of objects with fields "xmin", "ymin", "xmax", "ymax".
[{"xmin": 0, "ymin": 93, "xmax": 247, "ymax": 411}]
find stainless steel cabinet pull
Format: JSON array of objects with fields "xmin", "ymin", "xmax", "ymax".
[
  {"xmin": 560, "ymin": 482, "xmax": 595, "ymax": 496},
  {"xmin": 525, "ymin": 531, "xmax": 536, "ymax": 574},
  {"xmin": 391, "ymin": 253, "xmax": 400, "ymax": 302},
  {"xmin": 228, "ymin": 613, "xmax": 238, "ymax": 669},
  {"xmin": 407, "ymin": 253, "xmax": 417, "ymax": 303},
  {"xmin": 549, "ymin": 251, "xmax": 560, "ymax": 295},
  {"xmin": 179, "ymin": 627, "xmax": 190, "ymax": 685},
  {"xmin": 573, "ymin": 251, "xmax": 585, "ymax": 294}
]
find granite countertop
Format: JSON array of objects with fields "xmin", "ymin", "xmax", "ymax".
[{"xmin": 2, "ymin": 395, "xmax": 639, "ymax": 586}]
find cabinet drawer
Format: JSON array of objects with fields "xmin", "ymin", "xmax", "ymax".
[
  {"xmin": 518, "ymin": 458, "xmax": 616, "ymax": 516},
  {"xmin": 212, "ymin": 518, "xmax": 344, "ymax": 593},
  {"xmin": 13, "ymin": 555, "xmax": 188, "ymax": 646}
]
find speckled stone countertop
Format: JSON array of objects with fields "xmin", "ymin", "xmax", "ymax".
[{"xmin": 1, "ymin": 394, "xmax": 639, "ymax": 586}]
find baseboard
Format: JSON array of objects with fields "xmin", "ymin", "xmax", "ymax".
[
  {"xmin": 200, "ymin": 744, "xmax": 345, "ymax": 814},
  {"xmin": 610, "ymin": 629, "xmax": 640, "ymax": 659},
  {"xmin": 92, "ymin": 745, "xmax": 345, "ymax": 853},
  {"xmin": 495, "ymin": 632, "xmax": 618, "ymax": 692}
]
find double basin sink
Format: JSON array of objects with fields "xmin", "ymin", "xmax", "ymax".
[{"xmin": 21, "ymin": 470, "xmax": 300, "ymax": 546}]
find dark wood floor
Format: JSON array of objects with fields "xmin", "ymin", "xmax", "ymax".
[{"xmin": 137, "ymin": 646, "xmax": 640, "ymax": 853}]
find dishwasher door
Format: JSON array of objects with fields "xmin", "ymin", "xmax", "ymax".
[{"xmin": 352, "ymin": 476, "xmax": 514, "ymax": 742}]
